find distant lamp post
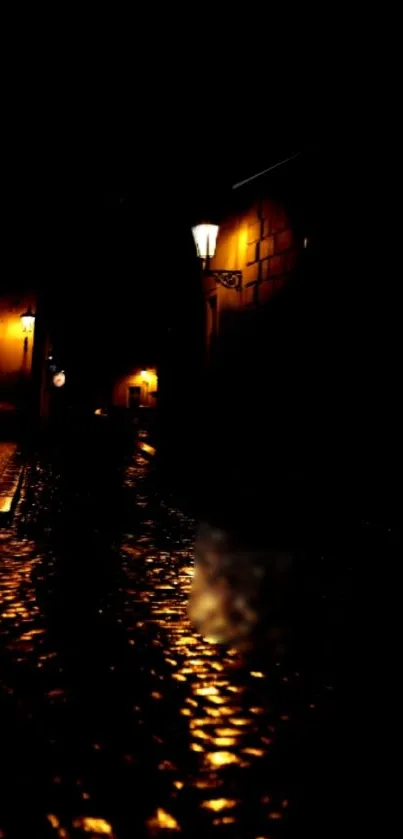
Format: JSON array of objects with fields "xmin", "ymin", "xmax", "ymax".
[
  {"xmin": 53, "ymin": 371, "xmax": 66, "ymax": 388},
  {"xmin": 20, "ymin": 307, "xmax": 35, "ymax": 352},
  {"xmin": 191, "ymin": 222, "xmax": 242, "ymax": 291},
  {"xmin": 21, "ymin": 307, "xmax": 35, "ymax": 332}
]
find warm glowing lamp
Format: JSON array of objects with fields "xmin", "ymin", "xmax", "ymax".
[
  {"xmin": 20, "ymin": 307, "xmax": 35, "ymax": 333},
  {"xmin": 191, "ymin": 222, "xmax": 242, "ymax": 291},
  {"xmin": 191, "ymin": 223, "xmax": 219, "ymax": 261},
  {"xmin": 53, "ymin": 371, "xmax": 66, "ymax": 388},
  {"xmin": 141, "ymin": 370, "xmax": 150, "ymax": 382}
]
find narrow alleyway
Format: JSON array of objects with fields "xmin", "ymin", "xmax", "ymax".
[{"xmin": 0, "ymin": 436, "xmax": 360, "ymax": 838}]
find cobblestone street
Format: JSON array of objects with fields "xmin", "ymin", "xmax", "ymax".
[{"xmin": 0, "ymin": 440, "xmax": 362, "ymax": 838}]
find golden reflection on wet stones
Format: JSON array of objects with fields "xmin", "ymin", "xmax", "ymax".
[{"xmin": 0, "ymin": 450, "xmax": 321, "ymax": 836}]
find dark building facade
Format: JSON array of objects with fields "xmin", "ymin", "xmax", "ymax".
[{"xmin": 159, "ymin": 149, "xmax": 378, "ymax": 535}]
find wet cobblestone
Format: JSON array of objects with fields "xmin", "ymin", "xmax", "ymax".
[{"xmin": 0, "ymin": 445, "xmax": 358, "ymax": 838}]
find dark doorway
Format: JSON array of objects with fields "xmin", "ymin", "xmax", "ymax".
[{"xmin": 128, "ymin": 386, "xmax": 140, "ymax": 410}]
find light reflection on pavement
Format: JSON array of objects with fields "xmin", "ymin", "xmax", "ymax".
[{"xmin": 0, "ymin": 447, "xmax": 353, "ymax": 838}]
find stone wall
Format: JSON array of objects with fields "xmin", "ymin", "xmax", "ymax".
[
  {"xmin": 203, "ymin": 192, "xmax": 304, "ymax": 355},
  {"xmin": 196, "ymin": 172, "xmax": 319, "ymax": 513}
]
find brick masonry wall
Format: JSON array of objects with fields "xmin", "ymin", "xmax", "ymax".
[
  {"xmin": 199, "ymin": 189, "xmax": 307, "ymax": 481},
  {"xmin": 203, "ymin": 191, "xmax": 303, "ymax": 338},
  {"xmin": 244, "ymin": 197, "xmax": 300, "ymax": 308}
]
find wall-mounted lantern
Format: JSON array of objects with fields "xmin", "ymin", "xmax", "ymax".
[
  {"xmin": 191, "ymin": 223, "xmax": 242, "ymax": 291},
  {"xmin": 20, "ymin": 307, "xmax": 35, "ymax": 352},
  {"xmin": 20, "ymin": 307, "xmax": 35, "ymax": 333},
  {"xmin": 191, "ymin": 224, "xmax": 219, "ymax": 262}
]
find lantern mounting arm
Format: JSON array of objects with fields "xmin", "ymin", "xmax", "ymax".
[
  {"xmin": 192, "ymin": 225, "xmax": 242, "ymax": 290},
  {"xmin": 202, "ymin": 260, "xmax": 243, "ymax": 291},
  {"xmin": 206, "ymin": 269, "xmax": 243, "ymax": 291}
]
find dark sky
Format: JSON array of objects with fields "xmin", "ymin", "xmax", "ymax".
[
  {"xmin": 2, "ymin": 54, "xmax": 399, "ymax": 459},
  {"xmin": 3, "ymin": 97, "xmax": 319, "ymax": 402},
  {"xmin": 40, "ymin": 134, "xmax": 317, "ymax": 389}
]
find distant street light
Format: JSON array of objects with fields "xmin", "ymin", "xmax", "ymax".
[
  {"xmin": 20, "ymin": 307, "xmax": 36, "ymax": 353},
  {"xmin": 191, "ymin": 223, "xmax": 242, "ymax": 291},
  {"xmin": 53, "ymin": 371, "xmax": 66, "ymax": 388},
  {"xmin": 20, "ymin": 307, "xmax": 35, "ymax": 333}
]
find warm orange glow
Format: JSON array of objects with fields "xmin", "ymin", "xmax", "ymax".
[
  {"xmin": 189, "ymin": 718, "xmax": 215, "ymax": 729},
  {"xmin": 215, "ymin": 728, "xmax": 238, "ymax": 736},
  {"xmin": 0, "ymin": 497, "xmax": 13, "ymax": 514},
  {"xmin": 111, "ymin": 512, "xmax": 274, "ymax": 816},
  {"xmin": 0, "ymin": 296, "xmax": 35, "ymax": 384},
  {"xmin": 194, "ymin": 686, "xmax": 219, "ymax": 696},
  {"xmin": 201, "ymin": 799, "xmax": 237, "ymax": 812},
  {"xmin": 19, "ymin": 628, "xmax": 45, "ymax": 641},
  {"xmin": 204, "ymin": 634, "xmax": 222, "ymax": 645},
  {"xmin": 46, "ymin": 814, "xmax": 60, "ymax": 828},
  {"xmin": 20, "ymin": 311, "xmax": 35, "ymax": 332},
  {"xmin": 213, "ymin": 737, "xmax": 237, "ymax": 747},
  {"xmin": 72, "ymin": 816, "xmax": 113, "ymax": 834},
  {"xmin": 193, "ymin": 779, "xmax": 220, "ymax": 789},
  {"xmin": 192, "ymin": 223, "xmax": 219, "ymax": 260},
  {"xmin": 138, "ymin": 442, "xmax": 156, "ymax": 456},
  {"xmin": 205, "ymin": 706, "xmax": 233, "ymax": 717},
  {"xmin": 175, "ymin": 636, "xmax": 197, "ymax": 647},
  {"xmin": 205, "ymin": 751, "xmax": 240, "ymax": 767},
  {"xmin": 191, "ymin": 729, "xmax": 210, "ymax": 740},
  {"xmin": 147, "ymin": 809, "xmax": 180, "ymax": 832},
  {"xmin": 113, "ymin": 366, "xmax": 158, "ymax": 408},
  {"xmin": 52, "ymin": 371, "xmax": 66, "ymax": 388}
]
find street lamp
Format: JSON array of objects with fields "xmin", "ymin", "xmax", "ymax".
[
  {"xmin": 20, "ymin": 307, "xmax": 35, "ymax": 353},
  {"xmin": 20, "ymin": 307, "xmax": 35, "ymax": 333},
  {"xmin": 191, "ymin": 224, "xmax": 219, "ymax": 262},
  {"xmin": 53, "ymin": 371, "xmax": 66, "ymax": 388},
  {"xmin": 191, "ymin": 223, "xmax": 242, "ymax": 291}
]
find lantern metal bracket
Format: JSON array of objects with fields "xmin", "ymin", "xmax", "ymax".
[{"xmin": 206, "ymin": 269, "xmax": 243, "ymax": 291}]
